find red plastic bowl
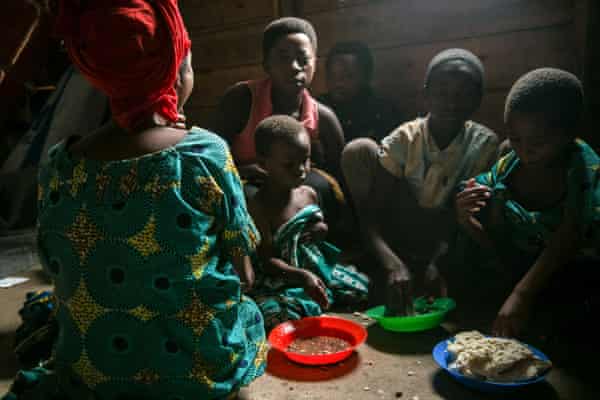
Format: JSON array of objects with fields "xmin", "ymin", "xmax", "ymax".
[{"xmin": 268, "ymin": 315, "xmax": 368, "ymax": 365}]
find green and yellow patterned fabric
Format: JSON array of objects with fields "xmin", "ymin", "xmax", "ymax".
[{"xmin": 4, "ymin": 128, "xmax": 267, "ymax": 400}]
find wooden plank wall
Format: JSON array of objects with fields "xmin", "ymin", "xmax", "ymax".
[
  {"xmin": 182, "ymin": 0, "xmax": 584, "ymax": 140},
  {"xmin": 579, "ymin": 0, "xmax": 599, "ymax": 148},
  {"xmin": 0, "ymin": 0, "xmax": 54, "ymax": 158},
  {"xmin": 179, "ymin": 0, "xmax": 282, "ymax": 126}
]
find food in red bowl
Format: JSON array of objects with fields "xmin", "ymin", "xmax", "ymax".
[{"xmin": 268, "ymin": 315, "xmax": 367, "ymax": 365}]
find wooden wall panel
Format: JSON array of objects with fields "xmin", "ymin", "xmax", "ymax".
[
  {"xmin": 472, "ymin": 90, "xmax": 510, "ymax": 138},
  {"xmin": 222, "ymin": 0, "xmax": 278, "ymax": 25},
  {"xmin": 299, "ymin": 0, "xmax": 580, "ymax": 137},
  {"xmin": 180, "ymin": 0, "xmax": 279, "ymax": 126},
  {"xmin": 180, "ymin": 0, "xmax": 278, "ymax": 31},
  {"xmin": 300, "ymin": 0, "xmax": 334, "ymax": 14},
  {"xmin": 581, "ymin": 0, "xmax": 598, "ymax": 148},
  {"xmin": 301, "ymin": 0, "xmax": 369, "ymax": 15},
  {"xmin": 185, "ymin": 105, "xmax": 218, "ymax": 127},
  {"xmin": 0, "ymin": 2, "xmax": 38, "ymax": 64},
  {"xmin": 311, "ymin": 25, "xmax": 577, "ymax": 96},
  {"xmin": 188, "ymin": 65, "xmax": 270, "ymax": 127},
  {"xmin": 304, "ymin": 0, "xmax": 573, "ymax": 57},
  {"xmin": 179, "ymin": 1, "xmax": 224, "ymax": 30},
  {"xmin": 191, "ymin": 24, "xmax": 264, "ymax": 70},
  {"xmin": 191, "ymin": 65, "xmax": 265, "ymax": 108},
  {"xmin": 180, "ymin": 0, "xmax": 584, "ymax": 137},
  {"xmin": 0, "ymin": 1, "xmax": 50, "ymax": 125},
  {"xmin": 574, "ymin": 0, "xmax": 590, "ymax": 64}
]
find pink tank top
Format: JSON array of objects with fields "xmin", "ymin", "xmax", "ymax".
[{"xmin": 230, "ymin": 78, "xmax": 319, "ymax": 166}]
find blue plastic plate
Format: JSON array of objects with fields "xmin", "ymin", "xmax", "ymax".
[{"xmin": 432, "ymin": 338, "xmax": 551, "ymax": 393}]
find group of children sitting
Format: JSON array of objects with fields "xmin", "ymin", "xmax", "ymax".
[
  {"xmin": 4, "ymin": 6, "xmax": 599, "ymax": 400},
  {"xmin": 213, "ymin": 17, "xmax": 599, "ymax": 340}
]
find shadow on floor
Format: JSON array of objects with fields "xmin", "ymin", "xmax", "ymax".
[
  {"xmin": 0, "ymin": 229, "xmax": 38, "ymax": 279},
  {"xmin": 28, "ymin": 269, "xmax": 51, "ymax": 285},
  {"xmin": 0, "ymin": 330, "xmax": 18, "ymax": 381},
  {"xmin": 365, "ymin": 324, "xmax": 450, "ymax": 355},
  {"xmin": 266, "ymin": 349, "xmax": 360, "ymax": 382},
  {"xmin": 430, "ymin": 369, "xmax": 559, "ymax": 400}
]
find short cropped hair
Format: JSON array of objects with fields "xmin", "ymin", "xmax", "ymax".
[
  {"xmin": 504, "ymin": 67, "xmax": 584, "ymax": 128},
  {"xmin": 262, "ymin": 17, "xmax": 317, "ymax": 61},
  {"xmin": 255, "ymin": 115, "xmax": 307, "ymax": 157}
]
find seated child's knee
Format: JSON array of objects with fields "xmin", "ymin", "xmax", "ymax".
[{"xmin": 341, "ymin": 138, "xmax": 378, "ymax": 171}]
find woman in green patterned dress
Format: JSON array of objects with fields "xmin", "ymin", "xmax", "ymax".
[{"xmin": 2, "ymin": 1, "xmax": 266, "ymax": 399}]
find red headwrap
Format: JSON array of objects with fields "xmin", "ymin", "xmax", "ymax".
[{"xmin": 56, "ymin": 0, "xmax": 191, "ymax": 131}]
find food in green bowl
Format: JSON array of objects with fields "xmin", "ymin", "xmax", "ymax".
[{"xmin": 365, "ymin": 297, "xmax": 456, "ymax": 332}]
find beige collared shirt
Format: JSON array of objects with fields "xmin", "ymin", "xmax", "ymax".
[{"xmin": 379, "ymin": 117, "xmax": 499, "ymax": 209}]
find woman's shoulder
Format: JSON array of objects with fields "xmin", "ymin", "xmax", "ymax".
[
  {"xmin": 45, "ymin": 139, "xmax": 71, "ymax": 162},
  {"xmin": 180, "ymin": 126, "xmax": 227, "ymax": 144},
  {"xmin": 39, "ymin": 137, "xmax": 85, "ymax": 174},
  {"xmin": 176, "ymin": 127, "xmax": 232, "ymax": 162}
]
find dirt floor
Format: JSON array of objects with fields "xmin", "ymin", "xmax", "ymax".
[{"xmin": 1, "ymin": 268, "xmax": 598, "ymax": 400}]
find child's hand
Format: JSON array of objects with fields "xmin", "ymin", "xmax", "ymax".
[
  {"xmin": 385, "ymin": 267, "xmax": 414, "ymax": 316},
  {"xmin": 302, "ymin": 271, "xmax": 330, "ymax": 310},
  {"xmin": 240, "ymin": 263, "xmax": 255, "ymax": 293},
  {"xmin": 233, "ymin": 255, "xmax": 255, "ymax": 293},
  {"xmin": 423, "ymin": 263, "xmax": 448, "ymax": 302},
  {"xmin": 455, "ymin": 178, "xmax": 491, "ymax": 228},
  {"xmin": 492, "ymin": 289, "xmax": 534, "ymax": 338},
  {"xmin": 300, "ymin": 221, "xmax": 328, "ymax": 243}
]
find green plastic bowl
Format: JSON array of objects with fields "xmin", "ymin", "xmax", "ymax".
[{"xmin": 365, "ymin": 297, "xmax": 456, "ymax": 332}]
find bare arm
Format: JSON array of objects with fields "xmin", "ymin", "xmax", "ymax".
[
  {"xmin": 363, "ymin": 164, "xmax": 416, "ymax": 315},
  {"xmin": 209, "ymin": 83, "xmax": 251, "ymax": 145},
  {"xmin": 231, "ymin": 253, "xmax": 255, "ymax": 292},
  {"xmin": 363, "ymin": 165, "xmax": 408, "ymax": 274},
  {"xmin": 459, "ymin": 215, "xmax": 496, "ymax": 250},
  {"xmin": 209, "ymin": 83, "xmax": 267, "ymax": 181},
  {"xmin": 493, "ymin": 209, "xmax": 580, "ymax": 336},
  {"xmin": 317, "ymin": 102, "xmax": 345, "ymax": 180},
  {"xmin": 515, "ymin": 212, "xmax": 580, "ymax": 297}
]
